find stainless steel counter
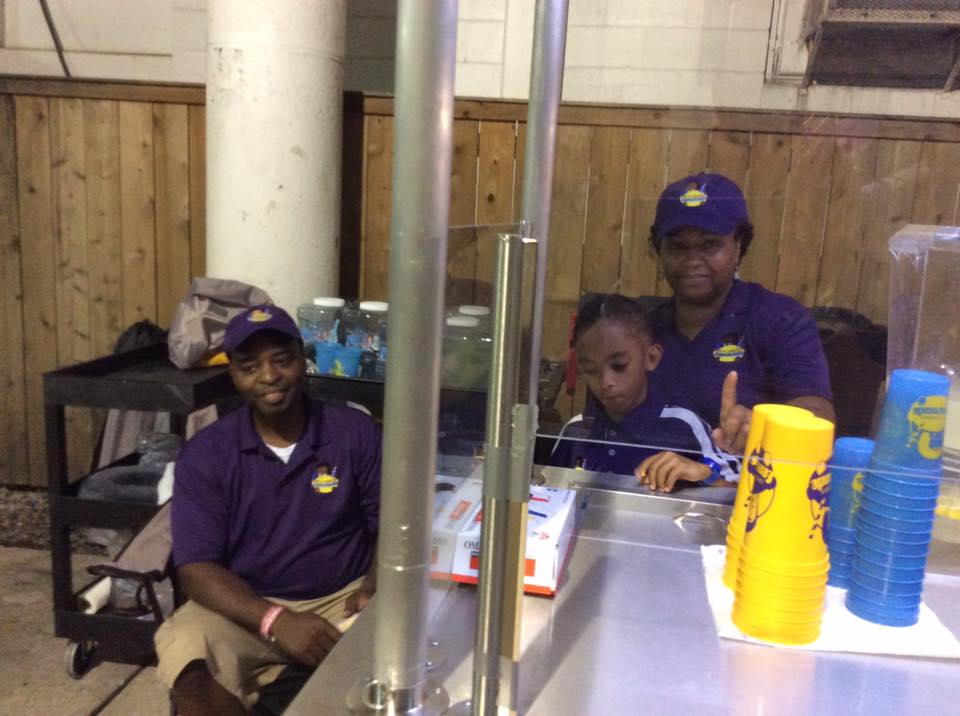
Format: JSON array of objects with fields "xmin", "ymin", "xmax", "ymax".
[{"xmin": 287, "ymin": 468, "xmax": 960, "ymax": 715}]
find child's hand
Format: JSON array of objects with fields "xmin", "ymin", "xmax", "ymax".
[
  {"xmin": 713, "ymin": 371, "xmax": 751, "ymax": 454},
  {"xmin": 635, "ymin": 451, "xmax": 712, "ymax": 493}
]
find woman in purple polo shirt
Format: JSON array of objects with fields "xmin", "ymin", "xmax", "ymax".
[{"xmin": 646, "ymin": 172, "xmax": 835, "ymax": 451}]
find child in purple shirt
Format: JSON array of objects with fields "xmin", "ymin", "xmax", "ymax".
[{"xmin": 550, "ymin": 294, "xmax": 738, "ymax": 493}]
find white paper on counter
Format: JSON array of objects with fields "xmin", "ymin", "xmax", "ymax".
[{"xmin": 701, "ymin": 544, "xmax": 960, "ymax": 658}]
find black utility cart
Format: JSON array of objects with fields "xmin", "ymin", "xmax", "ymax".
[{"xmin": 44, "ymin": 343, "xmax": 237, "ymax": 678}]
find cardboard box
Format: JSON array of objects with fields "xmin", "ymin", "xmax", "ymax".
[
  {"xmin": 450, "ymin": 485, "xmax": 577, "ymax": 596},
  {"xmin": 430, "ymin": 478, "xmax": 482, "ymax": 580}
]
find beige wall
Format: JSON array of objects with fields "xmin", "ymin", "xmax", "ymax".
[{"xmin": 4, "ymin": 0, "xmax": 960, "ymax": 119}]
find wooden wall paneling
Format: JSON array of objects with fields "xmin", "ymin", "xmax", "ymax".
[
  {"xmin": 84, "ymin": 100, "xmax": 124, "ymax": 360},
  {"xmin": 543, "ymin": 125, "xmax": 591, "ymax": 418},
  {"xmin": 911, "ymin": 141, "xmax": 960, "ymax": 226},
  {"xmin": 815, "ymin": 137, "xmax": 879, "ymax": 308},
  {"xmin": 707, "ymin": 131, "xmax": 750, "ymax": 189},
  {"xmin": 153, "ymin": 103, "xmax": 191, "ymax": 328},
  {"xmin": 580, "ymin": 126, "xmax": 631, "ymax": 294},
  {"xmin": 360, "ymin": 115, "xmax": 393, "ymax": 300},
  {"xmin": 0, "ymin": 95, "xmax": 29, "ymax": 485},
  {"xmin": 474, "ymin": 121, "xmax": 519, "ymax": 305},
  {"xmin": 446, "ymin": 119, "xmax": 479, "ymax": 307},
  {"xmin": 775, "ymin": 135, "xmax": 836, "ymax": 306},
  {"xmin": 340, "ymin": 102, "xmax": 363, "ymax": 299},
  {"xmin": 187, "ymin": 105, "xmax": 206, "ymax": 280},
  {"xmin": 15, "ymin": 95, "xmax": 58, "ymax": 486},
  {"xmin": 856, "ymin": 139, "xmax": 922, "ymax": 323},
  {"xmin": 620, "ymin": 128, "xmax": 668, "ymax": 297},
  {"xmin": 118, "ymin": 102, "xmax": 157, "ymax": 326},
  {"xmin": 740, "ymin": 133, "xmax": 791, "ymax": 289},
  {"xmin": 512, "ymin": 121, "xmax": 527, "ymax": 224},
  {"xmin": 655, "ymin": 129, "xmax": 709, "ymax": 295},
  {"xmin": 50, "ymin": 97, "xmax": 96, "ymax": 479}
]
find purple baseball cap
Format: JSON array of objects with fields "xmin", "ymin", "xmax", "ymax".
[
  {"xmin": 653, "ymin": 172, "xmax": 749, "ymax": 239},
  {"xmin": 223, "ymin": 304, "xmax": 301, "ymax": 354}
]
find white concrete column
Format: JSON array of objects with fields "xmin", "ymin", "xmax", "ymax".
[{"xmin": 206, "ymin": 0, "xmax": 345, "ymax": 312}]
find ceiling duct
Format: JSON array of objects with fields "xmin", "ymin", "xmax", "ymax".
[{"xmin": 801, "ymin": 0, "xmax": 960, "ymax": 91}]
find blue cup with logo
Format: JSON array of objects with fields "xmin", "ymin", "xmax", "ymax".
[
  {"xmin": 830, "ymin": 437, "xmax": 873, "ymax": 529},
  {"xmin": 859, "ymin": 493, "xmax": 938, "ymax": 522},
  {"xmin": 850, "ymin": 566, "xmax": 923, "ymax": 595},
  {"xmin": 314, "ymin": 341, "xmax": 340, "ymax": 375},
  {"xmin": 332, "ymin": 345, "xmax": 363, "ymax": 378},
  {"xmin": 854, "ymin": 541, "xmax": 928, "ymax": 571},
  {"xmin": 872, "ymin": 369, "xmax": 950, "ymax": 471},
  {"xmin": 855, "ymin": 526, "xmax": 933, "ymax": 557},
  {"xmin": 857, "ymin": 510, "xmax": 935, "ymax": 541},
  {"xmin": 845, "ymin": 590, "xmax": 920, "ymax": 627}
]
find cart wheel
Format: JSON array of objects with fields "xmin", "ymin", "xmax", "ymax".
[{"xmin": 64, "ymin": 640, "xmax": 95, "ymax": 679}]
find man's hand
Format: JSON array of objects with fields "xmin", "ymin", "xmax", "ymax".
[
  {"xmin": 343, "ymin": 577, "xmax": 375, "ymax": 618},
  {"xmin": 271, "ymin": 610, "xmax": 342, "ymax": 667},
  {"xmin": 712, "ymin": 371, "xmax": 751, "ymax": 454},
  {"xmin": 636, "ymin": 451, "xmax": 712, "ymax": 493}
]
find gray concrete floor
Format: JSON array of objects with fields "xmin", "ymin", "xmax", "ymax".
[{"xmin": 0, "ymin": 546, "xmax": 168, "ymax": 716}]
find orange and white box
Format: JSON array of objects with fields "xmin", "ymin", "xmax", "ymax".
[
  {"xmin": 451, "ymin": 485, "xmax": 577, "ymax": 596},
  {"xmin": 432, "ymin": 474, "xmax": 467, "ymax": 517},
  {"xmin": 430, "ymin": 478, "xmax": 482, "ymax": 580}
]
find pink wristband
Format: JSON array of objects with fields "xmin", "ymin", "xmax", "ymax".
[{"xmin": 260, "ymin": 605, "xmax": 285, "ymax": 641}]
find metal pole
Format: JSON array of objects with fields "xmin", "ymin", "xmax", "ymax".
[
  {"xmin": 472, "ymin": 234, "xmax": 525, "ymax": 715},
  {"xmin": 522, "ymin": 0, "xmax": 569, "ymax": 404},
  {"xmin": 372, "ymin": 0, "xmax": 458, "ymax": 711}
]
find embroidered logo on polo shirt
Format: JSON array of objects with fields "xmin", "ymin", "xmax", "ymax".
[
  {"xmin": 679, "ymin": 182, "xmax": 708, "ymax": 207},
  {"xmin": 311, "ymin": 463, "xmax": 339, "ymax": 494},
  {"xmin": 248, "ymin": 308, "xmax": 273, "ymax": 323},
  {"xmin": 713, "ymin": 341, "xmax": 745, "ymax": 363}
]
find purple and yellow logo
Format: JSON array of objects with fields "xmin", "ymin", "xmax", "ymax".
[
  {"xmin": 806, "ymin": 462, "xmax": 831, "ymax": 540},
  {"xmin": 679, "ymin": 182, "xmax": 708, "ymax": 208},
  {"xmin": 712, "ymin": 342, "xmax": 745, "ymax": 363},
  {"xmin": 745, "ymin": 448, "xmax": 776, "ymax": 532},
  {"xmin": 247, "ymin": 308, "xmax": 273, "ymax": 323},
  {"xmin": 311, "ymin": 464, "xmax": 339, "ymax": 494}
]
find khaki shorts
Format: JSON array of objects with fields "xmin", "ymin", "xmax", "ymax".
[{"xmin": 154, "ymin": 576, "xmax": 364, "ymax": 708}]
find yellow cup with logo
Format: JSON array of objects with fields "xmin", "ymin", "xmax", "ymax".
[
  {"xmin": 732, "ymin": 412, "xmax": 833, "ymax": 644},
  {"xmin": 723, "ymin": 404, "xmax": 814, "ymax": 588},
  {"xmin": 740, "ymin": 412, "xmax": 834, "ymax": 566},
  {"xmin": 732, "ymin": 601, "xmax": 823, "ymax": 646}
]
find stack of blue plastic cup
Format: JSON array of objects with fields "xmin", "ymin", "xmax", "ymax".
[
  {"xmin": 846, "ymin": 369, "xmax": 949, "ymax": 626},
  {"xmin": 827, "ymin": 437, "xmax": 874, "ymax": 588}
]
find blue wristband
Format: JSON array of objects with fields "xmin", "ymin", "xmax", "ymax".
[{"xmin": 701, "ymin": 457, "xmax": 722, "ymax": 485}]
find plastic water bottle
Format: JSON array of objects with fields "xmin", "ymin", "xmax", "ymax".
[
  {"xmin": 350, "ymin": 301, "xmax": 388, "ymax": 379},
  {"xmin": 297, "ymin": 297, "xmax": 344, "ymax": 347},
  {"xmin": 442, "ymin": 316, "xmax": 488, "ymax": 389}
]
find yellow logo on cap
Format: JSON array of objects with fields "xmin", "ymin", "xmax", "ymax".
[
  {"xmin": 679, "ymin": 182, "xmax": 708, "ymax": 208},
  {"xmin": 713, "ymin": 343, "xmax": 745, "ymax": 363},
  {"xmin": 248, "ymin": 308, "xmax": 273, "ymax": 323},
  {"xmin": 311, "ymin": 466, "xmax": 339, "ymax": 494}
]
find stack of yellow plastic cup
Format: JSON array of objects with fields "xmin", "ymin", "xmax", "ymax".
[
  {"xmin": 731, "ymin": 411, "xmax": 834, "ymax": 645},
  {"xmin": 723, "ymin": 404, "xmax": 814, "ymax": 589}
]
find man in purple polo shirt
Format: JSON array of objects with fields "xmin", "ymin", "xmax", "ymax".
[
  {"xmin": 646, "ymin": 172, "xmax": 835, "ymax": 451},
  {"xmin": 154, "ymin": 305, "xmax": 380, "ymax": 715}
]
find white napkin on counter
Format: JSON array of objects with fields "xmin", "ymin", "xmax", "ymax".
[{"xmin": 701, "ymin": 544, "xmax": 960, "ymax": 658}]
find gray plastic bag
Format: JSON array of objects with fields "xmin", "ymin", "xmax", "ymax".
[{"xmin": 167, "ymin": 277, "xmax": 273, "ymax": 368}]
